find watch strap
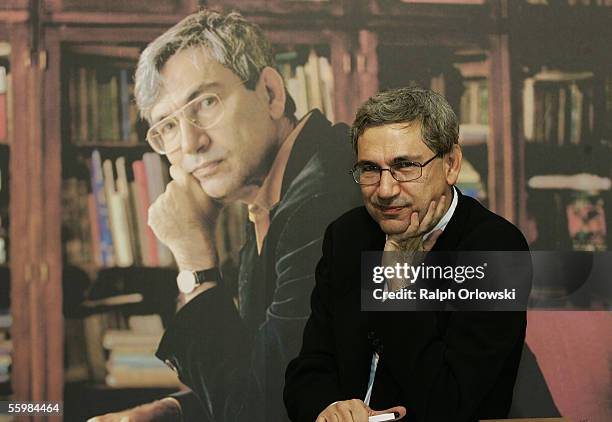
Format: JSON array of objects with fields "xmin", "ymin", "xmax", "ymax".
[{"xmin": 193, "ymin": 267, "xmax": 222, "ymax": 286}]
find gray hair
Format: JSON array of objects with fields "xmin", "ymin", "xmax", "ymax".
[
  {"xmin": 135, "ymin": 9, "xmax": 295, "ymax": 123},
  {"xmin": 350, "ymin": 86, "xmax": 459, "ymax": 155}
]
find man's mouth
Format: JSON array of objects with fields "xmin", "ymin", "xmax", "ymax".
[
  {"xmin": 375, "ymin": 204, "xmax": 410, "ymax": 216},
  {"xmin": 192, "ymin": 160, "xmax": 222, "ymax": 179}
]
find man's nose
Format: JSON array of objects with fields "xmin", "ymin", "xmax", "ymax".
[
  {"xmin": 376, "ymin": 169, "xmax": 400, "ymax": 199},
  {"xmin": 179, "ymin": 118, "xmax": 210, "ymax": 154}
]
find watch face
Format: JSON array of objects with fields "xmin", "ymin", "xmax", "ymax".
[{"xmin": 177, "ymin": 270, "xmax": 196, "ymax": 294}]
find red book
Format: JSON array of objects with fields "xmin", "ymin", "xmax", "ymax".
[
  {"xmin": 0, "ymin": 66, "xmax": 7, "ymax": 142},
  {"xmin": 88, "ymin": 193, "xmax": 102, "ymax": 267},
  {"xmin": 132, "ymin": 160, "xmax": 159, "ymax": 266}
]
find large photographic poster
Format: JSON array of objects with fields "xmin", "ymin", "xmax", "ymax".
[{"xmin": 4, "ymin": 0, "xmax": 610, "ymax": 421}]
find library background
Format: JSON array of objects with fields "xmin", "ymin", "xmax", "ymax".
[{"xmin": 0, "ymin": 0, "xmax": 610, "ymax": 421}]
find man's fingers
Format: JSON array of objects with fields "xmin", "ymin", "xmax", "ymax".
[
  {"xmin": 370, "ymin": 405, "xmax": 407, "ymax": 421},
  {"xmin": 418, "ymin": 199, "xmax": 437, "ymax": 232},
  {"xmin": 408, "ymin": 211, "xmax": 419, "ymax": 234},
  {"xmin": 318, "ymin": 399, "xmax": 369, "ymax": 422},
  {"xmin": 168, "ymin": 164, "xmax": 188, "ymax": 184},
  {"xmin": 336, "ymin": 403, "xmax": 353, "ymax": 421},
  {"xmin": 419, "ymin": 194, "xmax": 446, "ymax": 233}
]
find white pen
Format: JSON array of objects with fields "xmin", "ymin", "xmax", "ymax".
[{"xmin": 368, "ymin": 412, "xmax": 399, "ymax": 422}]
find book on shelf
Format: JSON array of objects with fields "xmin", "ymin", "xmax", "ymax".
[
  {"xmin": 458, "ymin": 78, "xmax": 488, "ymax": 145},
  {"xmin": 63, "ymin": 149, "xmax": 174, "ymax": 268},
  {"xmin": 90, "ymin": 150, "xmax": 115, "ymax": 266},
  {"xmin": 103, "ymin": 158, "xmax": 134, "ymax": 267},
  {"xmin": 275, "ymin": 48, "xmax": 335, "ymax": 122},
  {"xmin": 68, "ymin": 63, "xmax": 141, "ymax": 144},
  {"xmin": 523, "ymin": 69, "xmax": 596, "ymax": 145},
  {"xmin": 459, "ymin": 78, "xmax": 488, "ymax": 125},
  {"xmin": 0, "ymin": 66, "xmax": 7, "ymax": 143},
  {"xmin": 142, "ymin": 153, "xmax": 173, "ymax": 267}
]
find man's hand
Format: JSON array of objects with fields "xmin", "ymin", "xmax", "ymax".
[
  {"xmin": 316, "ymin": 399, "xmax": 406, "ymax": 422},
  {"xmin": 148, "ymin": 165, "xmax": 221, "ymax": 270},
  {"xmin": 87, "ymin": 398, "xmax": 181, "ymax": 422},
  {"xmin": 384, "ymin": 195, "xmax": 447, "ymax": 253},
  {"xmin": 383, "ymin": 196, "xmax": 446, "ymax": 291}
]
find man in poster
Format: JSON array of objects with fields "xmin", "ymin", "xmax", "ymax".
[{"xmin": 90, "ymin": 9, "xmax": 359, "ymax": 422}]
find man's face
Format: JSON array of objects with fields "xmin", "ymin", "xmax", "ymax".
[
  {"xmin": 357, "ymin": 123, "xmax": 454, "ymax": 235},
  {"xmin": 150, "ymin": 47, "xmax": 280, "ymax": 202}
]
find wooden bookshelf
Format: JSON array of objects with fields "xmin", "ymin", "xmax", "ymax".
[
  {"xmin": 507, "ymin": 0, "xmax": 612, "ymax": 249},
  {"xmin": 1, "ymin": 0, "xmax": 610, "ymax": 419}
]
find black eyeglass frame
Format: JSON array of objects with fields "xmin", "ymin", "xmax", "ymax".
[{"xmin": 349, "ymin": 153, "xmax": 441, "ymax": 185}]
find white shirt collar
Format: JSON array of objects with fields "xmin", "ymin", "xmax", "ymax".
[{"xmin": 423, "ymin": 185, "xmax": 458, "ymax": 240}]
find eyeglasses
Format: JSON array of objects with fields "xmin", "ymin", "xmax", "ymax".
[
  {"xmin": 146, "ymin": 82, "xmax": 245, "ymax": 155},
  {"xmin": 350, "ymin": 153, "xmax": 440, "ymax": 185}
]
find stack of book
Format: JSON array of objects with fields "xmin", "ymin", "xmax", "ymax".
[
  {"xmin": 68, "ymin": 65, "xmax": 140, "ymax": 144},
  {"xmin": 62, "ymin": 149, "xmax": 173, "ymax": 268},
  {"xmin": 103, "ymin": 315, "xmax": 180, "ymax": 388},
  {"xmin": 276, "ymin": 49, "xmax": 335, "ymax": 122}
]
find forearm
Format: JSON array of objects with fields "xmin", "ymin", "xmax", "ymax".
[{"xmin": 156, "ymin": 286, "xmax": 252, "ymax": 420}]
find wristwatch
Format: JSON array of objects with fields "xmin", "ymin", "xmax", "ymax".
[{"xmin": 176, "ymin": 267, "xmax": 222, "ymax": 294}]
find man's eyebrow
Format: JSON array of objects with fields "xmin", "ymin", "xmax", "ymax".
[
  {"xmin": 355, "ymin": 160, "xmax": 380, "ymax": 167},
  {"xmin": 390, "ymin": 155, "xmax": 422, "ymax": 164},
  {"xmin": 152, "ymin": 81, "xmax": 221, "ymax": 124}
]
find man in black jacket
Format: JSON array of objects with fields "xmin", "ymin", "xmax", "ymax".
[
  {"xmin": 90, "ymin": 10, "xmax": 359, "ymax": 422},
  {"xmin": 284, "ymin": 87, "xmax": 530, "ymax": 422}
]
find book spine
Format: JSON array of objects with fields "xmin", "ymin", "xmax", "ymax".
[
  {"xmin": 119, "ymin": 69, "xmax": 131, "ymax": 142},
  {"xmin": 318, "ymin": 56, "xmax": 335, "ymax": 123},
  {"xmin": 104, "ymin": 159, "xmax": 133, "ymax": 267},
  {"xmin": 87, "ymin": 192, "xmax": 102, "ymax": 267},
  {"xmin": 78, "ymin": 67, "xmax": 89, "ymax": 143},
  {"xmin": 87, "ymin": 68, "xmax": 99, "ymax": 143},
  {"xmin": 143, "ymin": 153, "xmax": 173, "ymax": 266},
  {"xmin": 90, "ymin": 150, "xmax": 115, "ymax": 266},
  {"xmin": 305, "ymin": 49, "xmax": 323, "ymax": 112},
  {"xmin": 116, "ymin": 157, "xmax": 139, "ymax": 264},
  {"xmin": 523, "ymin": 78, "xmax": 535, "ymax": 141},
  {"xmin": 132, "ymin": 160, "xmax": 159, "ymax": 266},
  {"xmin": 0, "ymin": 67, "xmax": 7, "ymax": 142}
]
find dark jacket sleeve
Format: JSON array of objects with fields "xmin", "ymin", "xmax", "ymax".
[
  {"xmin": 283, "ymin": 223, "xmax": 345, "ymax": 422},
  {"xmin": 155, "ymin": 195, "xmax": 341, "ymax": 422}
]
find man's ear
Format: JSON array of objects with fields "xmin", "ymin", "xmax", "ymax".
[
  {"xmin": 444, "ymin": 144, "xmax": 462, "ymax": 186},
  {"xmin": 257, "ymin": 66, "xmax": 286, "ymax": 120}
]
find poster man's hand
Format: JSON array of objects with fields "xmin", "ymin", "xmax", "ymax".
[{"xmin": 148, "ymin": 165, "xmax": 221, "ymax": 270}]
